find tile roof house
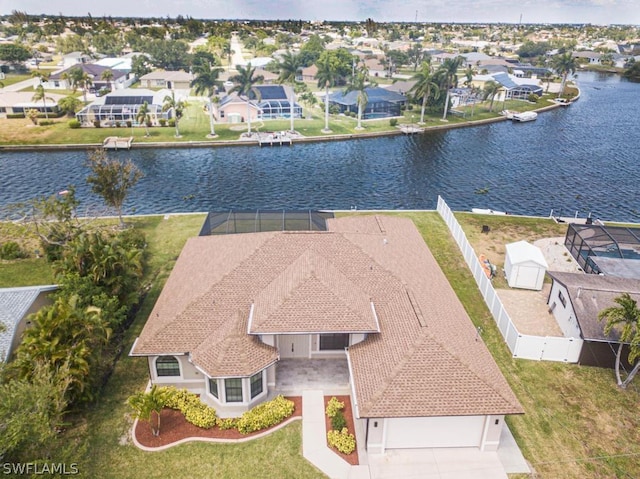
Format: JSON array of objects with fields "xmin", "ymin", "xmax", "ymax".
[
  {"xmin": 547, "ymin": 272, "xmax": 640, "ymax": 368},
  {"xmin": 131, "ymin": 215, "xmax": 522, "ymax": 453},
  {"xmin": 48, "ymin": 64, "xmax": 130, "ymax": 92},
  {"xmin": 328, "ymin": 87, "xmax": 407, "ymax": 119},
  {"xmin": 0, "ymin": 285, "xmax": 57, "ymax": 362},
  {"xmin": 139, "ymin": 70, "xmax": 194, "ymax": 90}
]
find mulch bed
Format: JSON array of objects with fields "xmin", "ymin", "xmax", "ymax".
[
  {"xmin": 135, "ymin": 396, "xmax": 302, "ymax": 448},
  {"xmin": 323, "ymin": 395, "xmax": 359, "ymax": 466}
]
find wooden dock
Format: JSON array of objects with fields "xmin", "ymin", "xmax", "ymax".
[
  {"xmin": 103, "ymin": 136, "xmax": 134, "ymax": 150},
  {"xmin": 257, "ymin": 132, "xmax": 292, "ymax": 147}
]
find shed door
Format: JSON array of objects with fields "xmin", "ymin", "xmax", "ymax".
[
  {"xmin": 515, "ymin": 265, "xmax": 540, "ymax": 289},
  {"xmin": 385, "ymin": 416, "xmax": 485, "ymax": 449}
]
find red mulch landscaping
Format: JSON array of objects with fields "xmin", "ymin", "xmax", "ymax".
[
  {"xmin": 135, "ymin": 396, "xmax": 302, "ymax": 448},
  {"xmin": 323, "ymin": 395, "xmax": 359, "ymax": 466}
]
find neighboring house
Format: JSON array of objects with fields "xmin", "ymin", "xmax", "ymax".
[
  {"xmin": 296, "ymin": 64, "xmax": 317, "ymax": 82},
  {"xmin": 48, "ymin": 64, "xmax": 128, "ymax": 92},
  {"xmin": 131, "ymin": 215, "xmax": 523, "ymax": 453},
  {"xmin": 0, "ymin": 91, "xmax": 65, "ymax": 117},
  {"xmin": 216, "ymin": 92, "xmax": 261, "ymax": 124},
  {"xmin": 75, "ymin": 88, "xmax": 171, "ymax": 126},
  {"xmin": 139, "ymin": 70, "xmax": 194, "ymax": 90},
  {"xmin": 472, "ymin": 73, "xmax": 543, "ymax": 101},
  {"xmin": 363, "ymin": 57, "xmax": 387, "ymax": 78},
  {"xmin": 250, "ymin": 85, "xmax": 302, "ymax": 120},
  {"xmin": 328, "ymin": 87, "xmax": 407, "ymax": 119},
  {"xmin": 61, "ymin": 51, "xmax": 91, "ymax": 69},
  {"xmin": 547, "ymin": 272, "xmax": 640, "ymax": 368},
  {"xmin": 573, "ymin": 51, "xmax": 602, "ymax": 65},
  {"xmin": 93, "ymin": 57, "xmax": 137, "ymax": 89},
  {"xmin": 0, "ymin": 285, "xmax": 57, "ymax": 362},
  {"xmin": 383, "ymin": 80, "xmax": 417, "ymax": 96}
]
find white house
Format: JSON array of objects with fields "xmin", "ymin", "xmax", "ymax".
[
  {"xmin": 131, "ymin": 215, "xmax": 523, "ymax": 452},
  {"xmin": 504, "ymin": 240, "xmax": 549, "ymax": 290}
]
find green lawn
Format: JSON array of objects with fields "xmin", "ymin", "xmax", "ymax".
[
  {"xmin": 4, "ymin": 211, "xmax": 637, "ymax": 478},
  {"xmin": 0, "ymin": 74, "xmax": 31, "ymax": 87}
]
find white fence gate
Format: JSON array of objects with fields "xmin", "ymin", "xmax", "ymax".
[{"xmin": 436, "ymin": 196, "xmax": 582, "ymax": 363}]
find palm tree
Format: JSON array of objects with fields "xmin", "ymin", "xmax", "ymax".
[
  {"xmin": 410, "ymin": 60, "xmax": 439, "ymax": 125},
  {"xmin": 136, "ymin": 101, "xmax": 151, "ymax": 136},
  {"xmin": 315, "ymin": 53, "xmax": 339, "ymax": 133},
  {"xmin": 101, "ymin": 68, "xmax": 114, "ymax": 93},
  {"xmin": 127, "ymin": 385, "xmax": 170, "ymax": 436},
  {"xmin": 32, "ymin": 84, "xmax": 54, "ymax": 120},
  {"xmin": 542, "ymin": 70, "xmax": 553, "ymax": 93},
  {"xmin": 221, "ymin": 42, "xmax": 234, "ymax": 71},
  {"xmin": 229, "ymin": 63, "xmax": 264, "ymax": 136},
  {"xmin": 598, "ymin": 293, "xmax": 640, "ymax": 389},
  {"xmin": 163, "ymin": 91, "xmax": 187, "ymax": 138},
  {"xmin": 438, "ymin": 56, "xmax": 464, "ymax": 120},
  {"xmin": 276, "ymin": 50, "xmax": 302, "ymax": 132},
  {"xmin": 190, "ymin": 62, "xmax": 223, "ymax": 137},
  {"xmin": 77, "ymin": 71, "xmax": 93, "ymax": 104},
  {"xmin": 345, "ymin": 66, "xmax": 371, "ymax": 130},
  {"xmin": 482, "ymin": 80, "xmax": 501, "ymax": 112},
  {"xmin": 551, "ymin": 52, "xmax": 578, "ymax": 98}
]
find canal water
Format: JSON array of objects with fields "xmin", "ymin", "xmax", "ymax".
[{"xmin": 0, "ymin": 71, "xmax": 638, "ymax": 222}]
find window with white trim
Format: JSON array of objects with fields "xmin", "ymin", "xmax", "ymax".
[
  {"xmin": 225, "ymin": 378, "xmax": 243, "ymax": 402},
  {"xmin": 155, "ymin": 356, "xmax": 180, "ymax": 377},
  {"xmin": 250, "ymin": 372, "xmax": 263, "ymax": 399},
  {"xmin": 319, "ymin": 333, "xmax": 350, "ymax": 351},
  {"xmin": 209, "ymin": 378, "xmax": 219, "ymax": 399}
]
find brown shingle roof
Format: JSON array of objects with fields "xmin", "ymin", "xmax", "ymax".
[
  {"xmin": 133, "ymin": 216, "xmax": 522, "ymax": 418},
  {"xmin": 548, "ymin": 272, "xmax": 640, "ymax": 341}
]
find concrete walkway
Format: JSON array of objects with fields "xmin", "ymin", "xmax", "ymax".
[{"xmin": 302, "ymin": 390, "xmax": 369, "ymax": 479}]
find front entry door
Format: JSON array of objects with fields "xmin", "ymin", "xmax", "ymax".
[{"xmin": 278, "ymin": 335, "xmax": 310, "ymax": 358}]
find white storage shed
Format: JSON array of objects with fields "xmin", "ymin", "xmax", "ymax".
[{"xmin": 504, "ymin": 240, "xmax": 549, "ymax": 290}]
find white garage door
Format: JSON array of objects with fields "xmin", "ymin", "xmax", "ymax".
[{"xmin": 385, "ymin": 416, "xmax": 485, "ymax": 449}]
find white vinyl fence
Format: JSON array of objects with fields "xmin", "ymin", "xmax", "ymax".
[{"xmin": 437, "ymin": 196, "xmax": 582, "ymax": 363}]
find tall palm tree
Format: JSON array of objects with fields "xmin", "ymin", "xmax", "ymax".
[
  {"xmin": 163, "ymin": 91, "xmax": 187, "ymax": 138},
  {"xmin": 410, "ymin": 60, "xmax": 439, "ymax": 125},
  {"xmin": 190, "ymin": 62, "xmax": 223, "ymax": 137},
  {"xmin": 598, "ymin": 292, "xmax": 640, "ymax": 389},
  {"xmin": 276, "ymin": 50, "xmax": 302, "ymax": 132},
  {"xmin": 551, "ymin": 52, "xmax": 578, "ymax": 98},
  {"xmin": 438, "ymin": 56, "xmax": 464, "ymax": 120},
  {"xmin": 482, "ymin": 80, "xmax": 501, "ymax": 112},
  {"xmin": 136, "ymin": 101, "xmax": 151, "ymax": 136},
  {"xmin": 229, "ymin": 63, "xmax": 264, "ymax": 136},
  {"xmin": 315, "ymin": 53, "xmax": 339, "ymax": 133},
  {"xmin": 32, "ymin": 84, "xmax": 54, "ymax": 120},
  {"xmin": 101, "ymin": 68, "xmax": 114, "ymax": 92},
  {"xmin": 77, "ymin": 71, "xmax": 93, "ymax": 104},
  {"xmin": 345, "ymin": 66, "xmax": 370, "ymax": 130}
]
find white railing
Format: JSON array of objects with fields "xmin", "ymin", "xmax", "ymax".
[{"xmin": 436, "ymin": 196, "xmax": 582, "ymax": 363}]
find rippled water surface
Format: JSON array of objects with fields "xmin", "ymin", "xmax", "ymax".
[{"xmin": 1, "ymin": 71, "xmax": 638, "ymax": 222}]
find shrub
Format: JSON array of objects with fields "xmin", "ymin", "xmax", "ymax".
[
  {"xmin": 236, "ymin": 395, "xmax": 295, "ymax": 434},
  {"xmin": 325, "ymin": 397, "xmax": 344, "ymax": 418},
  {"xmin": 389, "ymin": 118, "xmax": 398, "ymax": 127},
  {"xmin": 161, "ymin": 386, "xmax": 217, "ymax": 429},
  {"xmin": 0, "ymin": 241, "xmax": 26, "ymax": 260},
  {"xmin": 126, "ymin": 120, "xmax": 132, "ymax": 128},
  {"xmin": 331, "ymin": 410, "xmax": 347, "ymax": 431},
  {"xmin": 68, "ymin": 119, "xmax": 81, "ymax": 129},
  {"xmin": 217, "ymin": 417, "xmax": 239, "ymax": 430},
  {"xmin": 38, "ymin": 120, "xmax": 55, "ymax": 126},
  {"xmin": 168, "ymin": 118, "xmax": 176, "ymax": 127},
  {"xmin": 6, "ymin": 113, "xmax": 26, "ymax": 119},
  {"xmin": 93, "ymin": 120, "xmax": 101, "ymax": 128},
  {"xmin": 327, "ymin": 428, "xmax": 356, "ymax": 454},
  {"xmin": 528, "ymin": 93, "xmax": 539, "ymax": 103},
  {"xmin": 158, "ymin": 118, "xmax": 167, "ymax": 127}
]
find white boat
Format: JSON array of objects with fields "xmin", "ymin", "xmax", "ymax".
[
  {"xmin": 471, "ymin": 208, "xmax": 507, "ymax": 215},
  {"xmin": 512, "ymin": 111, "xmax": 538, "ymax": 122},
  {"xmin": 501, "ymin": 110, "xmax": 517, "ymax": 119}
]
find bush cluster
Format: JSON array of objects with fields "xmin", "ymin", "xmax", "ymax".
[
  {"xmin": 389, "ymin": 118, "xmax": 398, "ymax": 127},
  {"xmin": 327, "ymin": 428, "xmax": 356, "ymax": 454},
  {"xmin": 216, "ymin": 417, "xmax": 239, "ymax": 430},
  {"xmin": 68, "ymin": 119, "xmax": 81, "ymax": 129},
  {"xmin": 162, "ymin": 387, "xmax": 217, "ymax": 429},
  {"xmin": 325, "ymin": 396, "xmax": 344, "ymax": 418},
  {"xmin": 331, "ymin": 410, "xmax": 347, "ymax": 431},
  {"xmin": 0, "ymin": 241, "xmax": 26, "ymax": 260},
  {"xmin": 236, "ymin": 395, "xmax": 295, "ymax": 434}
]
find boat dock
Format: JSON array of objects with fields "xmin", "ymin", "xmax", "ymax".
[
  {"xmin": 103, "ymin": 136, "xmax": 134, "ymax": 150},
  {"xmin": 400, "ymin": 125, "xmax": 424, "ymax": 135},
  {"xmin": 257, "ymin": 132, "xmax": 292, "ymax": 147}
]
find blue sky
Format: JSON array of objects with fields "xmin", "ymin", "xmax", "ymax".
[{"xmin": 2, "ymin": 0, "xmax": 638, "ymax": 25}]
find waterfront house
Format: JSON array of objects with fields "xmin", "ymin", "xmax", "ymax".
[
  {"xmin": 328, "ymin": 87, "xmax": 407, "ymax": 119},
  {"xmin": 75, "ymin": 88, "xmax": 171, "ymax": 126},
  {"xmin": 0, "ymin": 91, "xmax": 65, "ymax": 117},
  {"xmin": 131, "ymin": 215, "xmax": 522, "ymax": 453}
]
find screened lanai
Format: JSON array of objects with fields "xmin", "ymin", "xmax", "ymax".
[
  {"xmin": 258, "ymin": 99, "xmax": 302, "ymax": 119},
  {"xmin": 564, "ymin": 224, "xmax": 640, "ymax": 274},
  {"xmin": 75, "ymin": 88, "xmax": 171, "ymax": 126},
  {"xmin": 199, "ymin": 210, "xmax": 334, "ymax": 236}
]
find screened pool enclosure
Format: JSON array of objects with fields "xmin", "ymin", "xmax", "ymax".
[{"xmin": 565, "ymin": 224, "xmax": 640, "ymax": 274}]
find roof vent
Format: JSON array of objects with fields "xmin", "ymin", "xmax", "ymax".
[{"xmin": 406, "ymin": 289, "xmax": 427, "ymax": 327}]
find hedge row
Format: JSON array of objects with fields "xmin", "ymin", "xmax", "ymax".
[{"xmin": 161, "ymin": 387, "xmax": 217, "ymax": 429}]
